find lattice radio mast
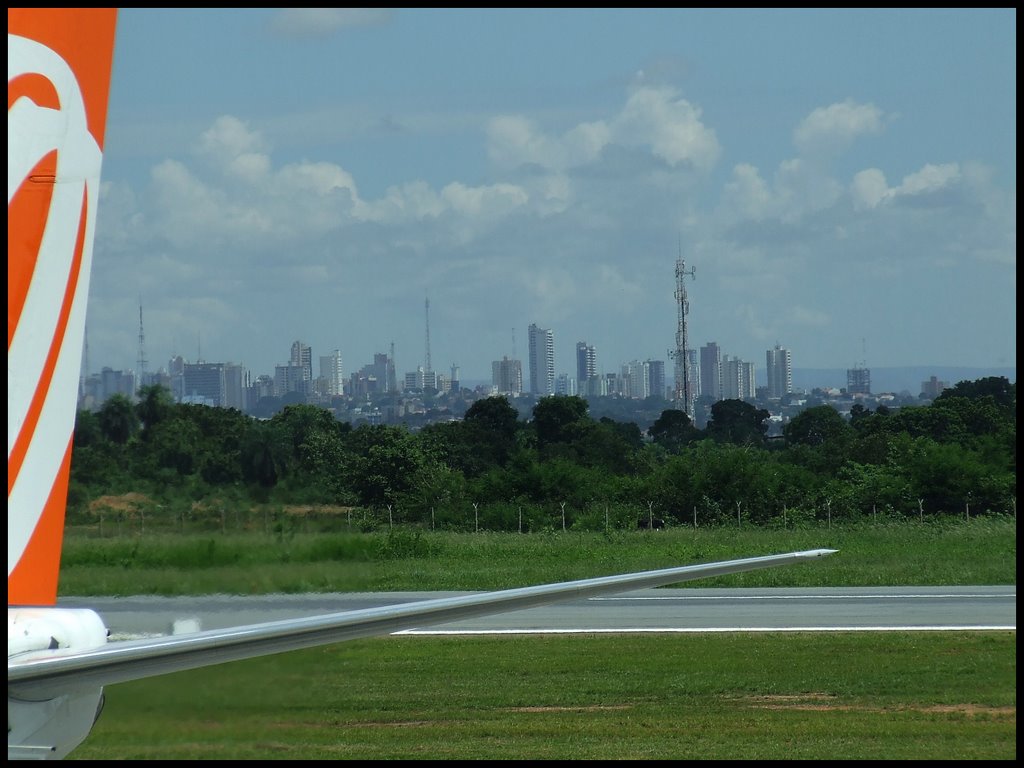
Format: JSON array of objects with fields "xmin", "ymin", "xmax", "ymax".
[
  {"xmin": 668, "ymin": 244, "xmax": 696, "ymax": 417},
  {"xmin": 137, "ymin": 299, "xmax": 147, "ymax": 390},
  {"xmin": 424, "ymin": 295, "xmax": 432, "ymax": 373}
]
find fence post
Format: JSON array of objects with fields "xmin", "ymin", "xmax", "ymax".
[
  {"xmin": 473, "ymin": 502, "xmax": 479, "ymax": 533},
  {"xmin": 561, "ymin": 501, "xmax": 566, "ymax": 532},
  {"xmin": 736, "ymin": 501, "xmax": 741, "ymax": 528}
]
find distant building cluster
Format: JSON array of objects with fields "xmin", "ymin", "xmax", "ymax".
[
  {"xmin": 80, "ymin": 333, "xmax": 802, "ymax": 419},
  {"xmin": 82, "ymin": 259, "xmax": 943, "ymax": 429}
]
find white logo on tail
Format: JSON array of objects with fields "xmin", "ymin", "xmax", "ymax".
[{"xmin": 8, "ymin": 34, "xmax": 103, "ymax": 578}]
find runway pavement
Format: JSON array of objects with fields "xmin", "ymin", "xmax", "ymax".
[{"xmin": 58, "ymin": 585, "xmax": 1016, "ymax": 639}]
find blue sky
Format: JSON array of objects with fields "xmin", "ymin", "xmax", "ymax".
[{"xmin": 88, "ymin": 8, "xmax": 1016, "ymax": 384}]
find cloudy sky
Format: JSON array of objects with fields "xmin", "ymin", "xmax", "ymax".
[{"xmin": 88, "ymin": 8, "xmax": 1016, "ymax": 384}]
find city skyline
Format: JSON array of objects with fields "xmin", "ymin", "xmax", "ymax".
[{"xmin": 85, "ymin": 10, "xmax": 1015, "ymax": 381}]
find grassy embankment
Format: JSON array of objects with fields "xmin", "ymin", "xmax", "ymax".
[
  {"xmin": 63, "ymin": 516, "xmax": 1015, "ymax": 759},
  {"xmin": 59, "ymin": 515, "xmax": 1016, "ymax": 595}
]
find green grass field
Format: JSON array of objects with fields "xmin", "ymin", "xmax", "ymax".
[
  {"xmin": 59, "ymin": 516, "xmax": 1016, "ymax": 595},
  {"xmin": 73, "ymin": 633, "xmax": 1015, "ymax": 760},
  {"xmin": 61, "ymin": 517, "xmax": 1016, "ymax": 759}
]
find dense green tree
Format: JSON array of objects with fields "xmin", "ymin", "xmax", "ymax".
[
  {"xmin": 240, "ymin": 419, "xmax": 289, "ymax": 489},
  {"xmin": 648, "ymin": 409, "xmax": 700, "ymax": 452},
  {"xmin": 73, "ymin": 408, "xmax": 103, "ymax": 448},
  {"xmin": 531, "ymin": 395, "xmax": 591, "ymax": 453},
  {"xmin": 343, "ymin": 424, "xmax": 433, "ymax": 510},
  {"xmin": 135, "ymin": 384, "xmax": 174, "ymax": 439},
  {"xmin": 439, "ymin": 394, "xmax": 522, "ymax": 473},
  {"xmin": 142, "ymin": 417, "xmax": 202, "ymax": 477},
  {"xmin": 97, "ymin": 393, "xmax": 139, "ymax": 444},
  {"xmin": 834, "ymin": 461, "xmax": 914, "ymax": 518},
  {"xmin": 937, "ymin": 376, "xmax": 1015, "ymax": 410},
  {"xmin": 270, "ymin": 404, "xmax": 348, "ymax": 472},
  {"xmin": 896, "ymin": 436, "xmax": 1010, "ymax": 515},
  {"xmin": 464, "ymin": 395, "xmax": 520, "ymax": 439},
  {"xmin": 705, "ymin": 399, "xmax": 769, "ymax": 447},
  {"xmin": 571, "ymin": 418, "xmax": 643, "ymax": 474},
  {"xmin": 784, "ymin": 405, "xmax": 853, "ymax": 448}
]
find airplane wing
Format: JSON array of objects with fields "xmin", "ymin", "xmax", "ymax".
[{"xmin": 10, "ymin": 549, "xmax": 835, "ymax": 698}]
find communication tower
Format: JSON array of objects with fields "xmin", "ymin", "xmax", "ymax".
[
  {"xmin": 668, "ymin": 246, "xmax": 696, "ymax": 417},
  {"xmin": 136, "ymin": 300, "xmax": 147, "ymax": 392},
  {"xmin": 424, "ymin": 295, "xmax": 432, "ymax": 373}
]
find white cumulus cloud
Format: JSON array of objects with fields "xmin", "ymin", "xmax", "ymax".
[{"xmin": 794, "ymin": 99, "xmax": 884, "ymax": 158}]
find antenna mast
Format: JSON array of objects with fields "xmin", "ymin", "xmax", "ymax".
[
  {"xmin": 137, "ymin": 299, "xmax": 147, "ymax": 391},
  {"xmin": 668, "ymin": 243, "xmax": 696, "ymax": 417},
  {"xmin": 424, "ymin": 295, "xmax": 432, "ymax": 373}
]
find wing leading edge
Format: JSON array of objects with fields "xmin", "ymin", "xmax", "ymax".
[{"xmin": 9, "ymin": 548, "xmax": 836, "ymax": 698}]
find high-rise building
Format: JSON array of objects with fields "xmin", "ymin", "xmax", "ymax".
[
  {"xmin": 700, "ymin": 342, "xmax": 722, "ymax": 402},
  {"xmin": 765, "ymin": 344, "xmax": 793, "ymax": 399},
  {"xmin": 920, "ymin": 375, "xmax": 947, "ymax": 399},
  {"xmin": 183, "ymin": 362, "xmax": 227, "ymax": 406},
  {"xmin": 274, "ymin": 363, "xmax": 308, "ymax": 397},
  {"xmin": 491, "ymin": 356, "xmax": 523, "ymax": 396},
  {"xmin": 320, "ymin": 350, "xmax": 344, "ymax": 396},
  {"xmin": 528, "ymin": 324, "xmax": 555, "ymax": 396},
  {"xmin": 290, "ymin": 340, "xmax": 312, "ymax": 384},
  {"xmin": 847, "ymin": 367, "xmax": 871, "ymax": 395},
  {"xmin": 647, "ymin": 359, "xmax": 666, "ymax": 400},
  {"xmin": 404, "ymin": 366, "xmax": 436, "ymax": 391},
  {"xmin": 622, "ymin": 361, "xmax": 650, "ymax": 399},
  {"xmin": 576, "ymin": 342, "xmax": 596, "ymax": 384},
  {"xmin": 685, "ymin": 349, "xmax": 700, "ymax": 402},
  {"xmin": 555, "ymin": 373, "xmax": 576, "ymax": 396},
  {"xmin": 722, "ymin": 356, "xmax": 756, "ymax": 400},
  {"xmin": 222, "ymin": 363, "xmax": 246, "ymax": 410}
]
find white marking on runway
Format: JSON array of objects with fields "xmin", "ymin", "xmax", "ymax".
[
  {"xmin": 592, "ymin": 593, "xmax": 1014, "ymax": 601},
  {"xmin": 394, "ymin": 625, "xmax": 1016, "ymax": 635}
]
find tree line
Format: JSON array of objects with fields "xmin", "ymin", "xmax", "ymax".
[{"xmin": 69, "ymin": 376, "xmax": 1016, "ymax": 530}]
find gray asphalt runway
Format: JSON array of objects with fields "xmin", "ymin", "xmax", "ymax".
[{"xmin": 59, "ymin": 586, "xmax": 1016, "ymax": 639}]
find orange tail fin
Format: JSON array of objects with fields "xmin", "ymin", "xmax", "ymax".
[{"xmin": 8, "ymin": 8, "xmax": 118, "ymax": 606}]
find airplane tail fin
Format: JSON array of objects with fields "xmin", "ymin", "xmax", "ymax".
[{"xmin": 8, "ymin": 8, "xmax": 118, "ymax": 606}]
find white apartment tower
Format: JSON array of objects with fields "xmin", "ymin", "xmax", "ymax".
[
  {"xmin": 320, "ymin": 350, "xmax": 344, "ymax": 396},
  {"xmin": 492, "ymin": 356, "xmax": 523, "ymax": 396},
  {"xmin": 722, "ymin": 356, "xmax": 756, "ymax": 400},
  {"xmin": 700, "ymin": 342, "xmax": 722, "ymax": 402},
  {"xmin": 528, "ymin": 323, "xmax": 555, "ymax": 396},
  {"xmin": 765, "ymin": 344, "xmax": 793, "ymax": 399},
  {"xmin": 622, "ymin": 361, "xmax": 650, "ymax": 399},
  {"xmin": 290, "ymin": 340, "xmax": 312, "ymax": 384},
  {"xmin": 576, "ymin": 342, "xmax": 596, "ymax": 383}
]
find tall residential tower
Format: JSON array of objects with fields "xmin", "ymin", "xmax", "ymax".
[
  {"xmin": 528, "ymin": 324, "xmax": 555, "ymax": 396},
  {"xmin": 765, "ymin": 344, "xmax": 793, "ymax": 399}
]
